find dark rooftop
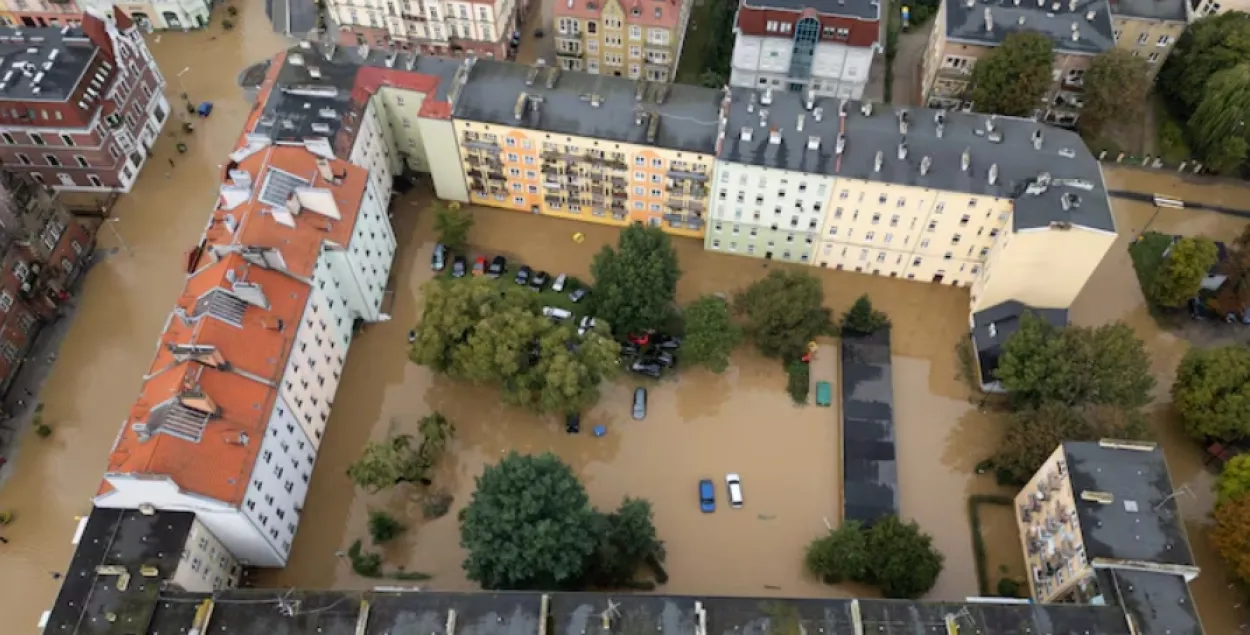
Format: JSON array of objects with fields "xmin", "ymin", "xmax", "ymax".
[
  {"xmin": 945, "ymin": 0, "xmax": 1116, "ymax": 55},
  {"xmin": 970, "ymin": 301, "xmax": 1069, "ymax": 385},
  {"xmin": 0, "ymin": 25, "xmax": 101, "ymax": 102},
  {"xmin": 742, "ymin": 0, "xmax": 882, "ymax": 22},
  {"xmin": 1064, "ymin": 441, "xmax": 1198, "ymax": 568},
  {"xmin": 44, "ymin": 507, "xmax": 195, "ymax": 635},
  {"xmin": 719, "ymin": 87, "xmax": 839, "ymax": 175},
  {"xmin": 453, "ymin": 59, "xmax": 722, "ymax": 155},
  {"xmin": 266, "ymin": 0, "xmax": 320, "ymax": 36},
  {"xmin": 1110, "ymin": 0, "xmax": 1189, "ymax": 21},
  {"xmin": 1097, "ymin": 569, "xmax": 1204, "ymax": 635},
  {"xmin": 840, "ymin": 329, "xmax": 898, "ymax": 527}
]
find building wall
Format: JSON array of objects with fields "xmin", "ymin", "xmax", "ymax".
[
  {"xmin": 332, "ymin": 176, "xmax": 395, "ymax": 319},
  {"xmin": 349, "ymin": 98, "xmax": 397, "ymax": 206},
  {"xmin": 6, "ymin": 1, "xmax": 81, "ymax": 28},
  {"xmin": 970, "ymin": 222, "xmax": 1115, "ymax": 312},
  {"xmin": 1192, "ymin": 0, "xmax": 1250, "ymax": 16},
  {"xmin": 1110, "ymin": 15, "xmax": 1185, "ymax": 79},
  {"xmin": 553, "ymin": 0, "xmax": 684, "ymax": 81},
  {"xmin": 375, "ymin": 86, "xmax": 427, "ymax": 172},
  {"xmin": 729, "ymin": 34, "xmax": 874, "ymax": 99},
  {"xmin": 332, "ymin": 0, "xmax": 515, "ymax": 59},
  {"xmin": 417, "ymin": 115, "xmax": 468, "ymax": 201},
  {"xmin": 452, "ymin": 118, "xmax": 712, "ymax": 238},
  {"xmin": 1012, "ymin": 445, "xmax": 1094, "ymax": 603},
  {"xmin": 172, "ymin": 518, "xmax": 242, "ymax": 592},
  {"xmin": 239, "ymin": 398, "xmax": 316, "ymax": 565},
  {"xmin": 705, "ymin": 159, "xmax": 835, "ymax": 263}
]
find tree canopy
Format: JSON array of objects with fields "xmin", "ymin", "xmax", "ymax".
[
  {"xmin": 434, "ymin": 202, "xmax": 475, "ymax": 253},
  {"xmin": 346, "ymin": 413, "xmax": 455, "ymax": 492},
  {"xmin": 1152, "ymin": 237, "xmax": 1219, "ymax": 307},
  {"xmin": 805, "ymin": 517, "xmax": 943, "ymax": 598},
  {"xmin": 840, "ymin": 294, "xmax": 890, "ymax": 335},
  {"xmin": 460, "ymin": 452, "xmax": 600, "ymax": 589},
  {"xmin": 804, "ymin": 520, "xmax": 869, "ymax": 584},
  {"xmin": 1216, "ymin": 455, "xmax": 1250, "ymax": 505},
  {"xmin": 1079, "ymin": 50, "xmax": 1151, "ymax": 140},
  {"xmin": 586, "ymin": 497, "xmax": 668, "ymax": 587},
  {"xmin": 1187, "ymin": 63, "xmax": 1250, "ymax": 174},
  {"xmin": 995, "ymin": 314, "xmax": 1155, "ymax": 411},
  {"xmin": 1211, "ymin": 491, "xmax": 1250, "ymax": 585},
  {"xmin": 1212, "ymin": 226, "xmax": 1250, "ymax": 317},
  {"xmin": 733, "ymin": 270, "xmax": 832, "ymax": 360},
  {"xmin": 1172, "ymin": 345, "xmax": 1250, "ymax": 443},
  {"xmin": 410, "ymin": 277, "xmax": 621, "ymax": 414},
  {"xmin": 970, "ymin": 32, "xmax": 1054, "ymax": 116},
  {"xmin": 590, "ymin": 224, "xmax": 680, "ymax": 336},
  {"xmin": 994, "ymin": 402, "xmax": 1149, "ymax": 485},
  {"xmin": 680, "ymin": 295, "xmax": 742, "ymax": 373}
]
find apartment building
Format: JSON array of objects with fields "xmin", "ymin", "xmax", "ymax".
[
  {"xmin": 0, "ymin": 9, "xmax": 169, "ymax": 191},
  {"xmin": 452, "ymin": 59, "xmax": 717, "ymax": 237},
  {"xmin": 79, "ymin": 0, "xmax": 214, "ymax": 30},
  {"xmin": 2, "ymin": 0, "xmax": 81, "ymax": 28},
  {"xmin": 552, "ymin": 0, "xmax": 692, "ymax": 81},
  {"xmin": 1014, "ymin": 440, "xmax": 1202, "ymax": 635},
  {"xmin": 922, "ymin": 0, "xmax": 1116, "ymax": 126},
  {"xmin": 1108, "ymin": 0, "xmax": 1189, "ymax": 78},
  {"xmin": 330, "ymin": 0, "xmax": 520, "ymax": 59},
  {"xmin": 1192, "ymin": 0, "xmax": 1249, "ymax": 16},
  {"xmin": 729, "ymin": 0, "xmax": 880, "ymax": 100}
]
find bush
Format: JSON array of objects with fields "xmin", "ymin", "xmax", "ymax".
[
  {"xmin": 221, "ymin": 19, "xmax": 234, "ymax": 30},
  {"xmin": 35, "ymin": 423, "xmax": 52, "ymax": 438},
  {"xmin": 347, "ymin": 539, "xmax": 383, "ymax": 577},
  {"xmin": 785, "ymin": 361, "xmax": 810, "ymax": 405},
  {"xmin": 804, "ymin": 516, "xmax": 944, "ymax": 598},
  {"xmin": 997, "ymin": 577, "xmax": 1024, "ymax": 597},
  {"xmin": 840, "ymin": 294, "xmax": 890, "ymax": 335},
  {"xmin": 422, "ymin": 490, "xmax": 454, "ymax": 519},
  {"xmin": 367, "ymin": 510, "xmax": 406, "ymax": 544}
]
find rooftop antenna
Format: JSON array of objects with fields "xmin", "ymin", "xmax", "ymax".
[{"xmin": 600, "ymin": 600, "xmax": 622, "ymax": 630}]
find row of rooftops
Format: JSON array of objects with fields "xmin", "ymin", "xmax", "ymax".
[
  {"xmin": 0, "ymin": 12, "xmax": 124, "ymax": 104},
  {"xmin": 944, "ymin": 0, "xmax": 1189, "ymax": 55}
]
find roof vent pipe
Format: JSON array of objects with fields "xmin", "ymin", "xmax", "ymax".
[
  {"xmin": 805, "ymin": 90, "xmax": 816, "ymax": 110},
  {"xmin": 1068, "ymin": 0, "xmax": 1077, "ymax": 10},
  {"xmin": 960, "ymin": 148, "xmax": 971, "ymax": 172},
  {"xmin": 874, "ymin": 151, "xmax": 884, "ymax": 172},
  {"xmin": 836, "ymin": 133, "xmax": 846, "ymax": 155},
  {"xmin": 984, "ymin": 7, "xmax": 993, "ymax": 31},
  {"xmin": 1085, "ymin": 9, "xmax": 1096, "ymax": 19},
  {"xmin": 813, "ymin": 106, "xmax": 824, "ymax": 122},
  {"xmin": 759, "ymin": 108, "xmax": 769, "ymax": 126},
  {"xmin": 1032, "ymin": 129, "xmax": 1043, "ymax": 149},
  {"xmin": 936, "ymin": 122, "xmax": 944, "ymax": 138},
  {"xmin": 920, "ymin": 156, "xmax": 932, "ymax": 175},
  {"xmin": 897, "ymin": 141, "xmax": 908, "ymax": 160},
  {"xmin": 740, "ymin": 127, "xmax": 753, "ymax": 142},
  {"xmin": 797, "ymin": 114, "xmax": 806, "ymax": 131},
  {"xmin": 1072, "ymin": 29, "xmax": 1081, "ymax": 41},
  {"xmin": 861, "ymin": 101, "xmax": 873, "ymax": 117},
  {"xmin": 1018, "ymin": 15, "xmax": 1026, "ymax": 25},
  {"xmin": 898, "ymin": 109, "xmax": 909, "ymax": 134},
  {"xmin": 988, "ymin": 163, "xmax": 1000, "ymax": 185}
]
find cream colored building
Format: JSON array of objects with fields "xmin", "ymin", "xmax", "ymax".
[
  {"xmin": 553, "ymin": 0, "xmax": 692, "ymax": 81},
  {"xmin": 1108, "ymin": 0, "xmax": 1190, "ymax": 79},
  {"xmin": 172, "ymin": 515, "xmax": 243, "ymax": 592},
  {"xmin": 1192, "ymin": 0, "xmax": 1249, "ymax": 16},
  {"xmin": 330, "ymin": 0, "xmax": 518, "ymax": 59},
  {"xmin": 1014, "ymin": 440, "xmax": 1199, "ymax": 606},
  {"xmin": 450, "ymin": 59, "xmax": 718, "ymax": 237}
]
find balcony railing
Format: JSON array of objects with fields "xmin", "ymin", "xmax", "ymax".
[{"xmin": 667, "ymin": 169, "xmax": 707, "ymax": 182}]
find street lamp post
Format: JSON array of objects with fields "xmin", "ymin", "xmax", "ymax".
[{"xmin": 106, "ymin": 218, "xmax": 133, "ymax": 256}]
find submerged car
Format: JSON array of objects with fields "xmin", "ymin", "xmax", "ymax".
[
  {"xmin": 632, "ymin": 387, "xmax": 647, "ymax": 420},
  {"xmin": 451, "ymin": 255, "xmax": 467, "ymax": 278},
  {"xmin": 657, "ymin": 335, "xmax": 682, "ymax": 351},
  {"xmin": 630, "ymin": 360, "xmax": 662, "ymax": 379},
  {"xmin": 515, "ymin": 265, "xmax": 532, "ymax": 286},
  {"xmin": 530, "ymin": 270, "xmax": 550, "ymax": 291},
  {"xmin": 488, "ymin": 255, "xmax": 507, "ymax": 278},
  {"xmin": 566, "ymin": 412, "xmax": 581, "ymax": 434},
  {"xmin": 698, "ymin": 479, "xmax": 716, "ymax": 513}
]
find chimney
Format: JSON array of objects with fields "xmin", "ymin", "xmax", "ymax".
[
  {"xmin": 805, "ymin": 90, "xmax": 815, "ymax": 110},
  {"xmin": 807, "ymin": 136, "xmax": 820, "ymax": 151},
  {"xmin": 1072, "ymin": 29, "xmax": 1081, "ymax": 42},
  {"xmin": 873, "ymin": 150, "xmax": 884, "ymax": 172},
  {"xmin": 965, "ymin": 0, "xmax": 974, "ymax": 7},
  {"xmin": 1051, "ymin": 1, "xmax": 1060, "ymax": 10},
  {"xmin": 1032, "ymin": 129, "xmax": 1043, "ymax": 149},
  {"xmin": 797, "ymin": 114, "xmax": 806, "ymax": 131},
  {"xmin": 759, "ymin": 108, "xmax": 769, "ymax": 127},
  {"xmin": 1037, "ymin": 0, "xmax": 1044, "ymax": 6},
  {"xmin": 1068, "ymin": 0, "xmax": 1077, "ymax": 10},
  {"xmin": 740, "ymin": 126, "xmax": 753, "ymax": 142},
  {"xmin": 1018, "ymin": 15, "xmax": 1026, "ymax": 25},
  {"xmin": 813, "ymin": 106, "xmax": 825, "ymax": 122},
  {"xmin": 897, "ymin": 141, "xmax": 908, "ymax": 160},
  {"xmin": 986, "ymin": 116, "xmax": 995, "ymax": 132},
  {"xmin": 861, "ymin": 101, "xmax": 873, "ymax": 117},
  {"xmin": 768, "ymin": 128, "xmax": 782, "ymax": 145},
  {"xmin": 960, "ymin": 148, "xmax": 971, "ymax": 172},
  {"xmin": 1085, "ymin": 9, "xmax": 1096, "ymax": 19},
  {"xmin": 836, "ymin": 133, "xmax": 847, "ymax": 154},
  {"xmin": 920, "ymin": 156, "xmax": 932, "ymax": 175},
  {"xmin": 748, "ymin": 92, "xmax": 756, "ymax": 113},
  {"xmin": 840, "ymin": 99, "xmax": 849, "ymax": 118},
  {"xmin": 898, "ymin": 109, "xmax": 909, "ymax": 134},
  {"xmin": 1013, "ymin": 0, "xmax": 1020, "ymax": 5},
  {"xmin": 761, "ymin": 88, "xmax": 773, "ymax": 105},
  {"xmin": 988, "ymin": 163, "xmax": 999, "ymax": 185},
  {"xmin": 984, "ymin": 7, "xmax": 993, "ymax": 31}
]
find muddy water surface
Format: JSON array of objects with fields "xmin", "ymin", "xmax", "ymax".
[{"xmin": 0, "ymin": 5, "xmax": 291, "ymax": 631}]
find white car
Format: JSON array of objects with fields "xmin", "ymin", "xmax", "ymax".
[
  {"xmin": 725, "ymin": 473, "xmax": 744, "ymax": 508},
  {"xmin": 552, "ymin": 273, "xmax": 568, "ymax": 292},
  {"xmin": 542, "ymin": 306, "xmax": 572, "ymax": 320},
  {"xmin": 578, "ymin": 316, "xmax": 596, "ymax": 336}
]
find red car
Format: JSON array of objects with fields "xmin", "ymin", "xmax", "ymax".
[{"xmin": 472, "ymin": 256, "xmax": 487, "ymax": 276}]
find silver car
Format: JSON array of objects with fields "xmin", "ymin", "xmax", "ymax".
[{"xmin": 632, "ymin": 387, "xmax": 647, "ymax": 420}]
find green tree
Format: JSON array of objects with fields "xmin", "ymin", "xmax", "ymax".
[
  {"xmin": 451, "ymin": 301, "xmax": 549, "ymax": 382},
  {"xmin": 588, "ymin": 497, "xmax": 667, "ymax": 586},
  {"xmin": 970, "ymin": 32, "xmax": 1054, "ymax": 116},
  {"xmin": 1173, "ymin": 345, "xmax": 1250, "ymax": 442},
  {"xmin": 840, "ymin": 294, "xmax": 890, "ymax": 335},
  {"xmin": 459, "ymin": 452, "xmax": 599, "ymax": 589},
  {"xmin": 786, "ymin": 361, "xmax": 810, "ymax": 405},
  {"xmin": 681, "ymin": 295, "xmax": 741, "ymax": 373},
  {"xmin": 367, "ymin": 510, "xmax": 406, "ymax": 543},
  {"xmin": 804, "ymin": 521, "xmax": 870, "ymax": 584},
  {"xmin": 347, "ymin": 435, "xmax": 426, "ymax": 492},
  {"xmin": 733, "ymin": 270, "xmax": 832, "ymax": 360},
  {"xmin": 1211, "ymin": 492, "xmax": 1250, "ymax": 585},
  {"xmin": 503, "ymin": 324, "xmax": 621, "ymax": 414},
  {"xmin": 995, "ymin": 315, "xmax": 1155, "ymax": 411},
  {"xmin": 994, "ymin": 402, "xmax": 1149, "ymax": 485},
  {"xmin": 1079, "ymin": 50, "xmax": 1151, "ymax": 140},
  {"xmin": 411, "ymin": 276, "xmax": 525, "ymax": 372},
  {"xmin": 1151, "ymin": 236, "xmax": 1219, "ymax": 307},
  {"xmin": 434, "ymin": 202, "xmax": 475, "ymax": 253},
  {"xmin": 864, "ymin": 515, "xmax": 944, "ymax": 599},
  {"xmin": 1217, "ymin": 455, "xmax": 1250, "ymax": 505},
  {"xmin": 590, "ymin": 224, "xmax": 680, "ymax": 336},
  {"xmin": 1158, "ymin": 12, "xmax": 1250, "ymax": 116},
  {"xmin": 1187, "ymin": 63, "xmax": 1250, "ymax": 174},
  {"xmin": 1212, "ymin": 226, "xmax": 1250, "ymax": 317}
]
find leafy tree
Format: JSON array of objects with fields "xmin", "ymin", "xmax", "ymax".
[
  {"xmin": 434, "ymin": 202, "xmax": 475, "ymax": 253},
  {"xmin": 411, "ymin": 276, "xmax": 527, "ymax": 372},
  {"xmin": 1212, "ymin": 226, "xmax": 1250, "ymax": 317},
  {"xmin": 503, "ymin": 324, "xmax": 621, "ymax": 414},
  {"xmin": 367, "ymin": 510, "xmax": 406, "ymax": 543},
  {"xmin": 452, "ymin": 300, "xmax": 549, "ymax": 382},
  {"xmin": 1173, "ymin": 345, "xmax": 1250, "ymax": 442},
  {"xmin": 970, "ymin": 32, "xmax": 1054, "ymax": 116},
  {"xmin": 1158, "ymin": 12, "xmax": 1250, "ymax": 116},
  {"xmin": 681, "ymin": 295, "xmax": 741, "ymax": 373},
  {"xmin": 840, "ymin": 294, "xmax": 890, "ymax": 335},
  {"xmin": 786, "ymin": 361, "xmax": 810, "ymax": 405},
  {"xmin": 459, "ymin": 452, "xmax": 599, "ymax": 589},
  {"xmin": 1152, "ymin": 237, "xmax": 1219, "ymax": 307},
  {"xmin": 587, "ymin": 497, "xmax": 667, "ymax": 586},
  {"xmin": 1216, "ymin": 455, "xmax": 1250, "ymax": 505},
  {"xmin": 347, "ymin": 539, "xmax": 383, "ymax": 577},
  {"xmin": 995, "ymin": 314, "xmax": 1154, "ymax": 411},
  {"xmin": 863, "ymin": 515, "xmax": 944, "ymax": 599},
  {"xmin": 590, "ymin": 224, "xmax": 680, "ymax": 336},
  {"xmin": 1211, "ymin": 492, "xmax": 1250, "ymax": 585},
  {"xmin": 1079, "ymin": 50, "xmax": 1150, "ymax": 140},
  {"xmin": 346, "ymin": 413, "xmax": 455, "ymax": 492},
  {"xmin": 805, "ymin": 521, "xmax": 870, "ymax": 584},
  {"xmin": 994, "ymin": 402, "xmax": 1149, "ymax": 485},
  {"xmin": 733, "ymin": 270, "xmax": 832, "ymax": 360},
  {"xmin": 1187, "ymin": 63, "xmax": 1250, "ymax": 174}
]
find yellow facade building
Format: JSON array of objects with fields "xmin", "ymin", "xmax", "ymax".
[
  {"xmin": 450, "ymin": 59, "xmax": 718, "ymax": 238},
  {"xmin": 553, "ymin": 0, "xmax": 692, "ymax": 81}
]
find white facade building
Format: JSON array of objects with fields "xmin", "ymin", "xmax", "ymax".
[
  {"xmin": 729, "ymin": 35, "xmax": 875, "ymax": 100},
  {"xmin": 331, "ymin": 0, "xmax": 517, "ymax": 58},
  {"xmin": 173, "ymin": 517, "xmax": 243, "ymax": 591}
]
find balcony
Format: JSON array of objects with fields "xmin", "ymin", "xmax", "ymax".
[
  {"xmin": 400, "ymin": 12, "xmax": 425, "ymax": 21},
  {"xmin": 667, "ymin": 169, "xmax": 708, "ymax": 182},
  {"xmin": 555, "ymin": 49, "xmax": 585, "ymax": 59},
  {"xmin": 463, "ymin": 138, "xmax": 500, "ymax": 153}
]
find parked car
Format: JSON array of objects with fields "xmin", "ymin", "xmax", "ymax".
[
  {"xmin": 451, "ymin": 255, "xmax": 467, "ymax": 278},
  {"xmin": 698, "ymin": 479, "xmax": 716, "ymax": 513},
  {"xmin": 632, "ymin": 387, "xmax": 648, "ymax": 420},
  {"xmin": 620, "ymin": 342, "xmax": 640, "ymax": 358},
  {"xmin": 431, "ymin": 243, "xmax": 447, "ymax": 271},
  {"xmin": 542, "ymin": 306, "xmax": 572, "ymax": 320},
  {"xmin": 657, "ymin": 335, "xmax": 682, "ymax": 351},
  {"xmin": 472, "ymin": 256, "xmax": 487, "ymax": 276},
  {"xmin": 488, "ymin": 255, "xmax": 507, "ymax": 278},
  {"xmin": 578, "ymin": 316, "xmax": 596, "ymax": 336},
  {"xmin": 531, "ymin": 270, "xmax": 550, "ymax": 291},
  {"xmin": 725, "ymin": 473, "xmax": 744, "ymax": 508},
  {"xmin": 569, "ymin": 287, "xmax": 589, "ymax": 303},
  {"xmin": 630, "ymin": 360, "xmax": 662, "ymax": 379},
  {"xmin": 552, "ymin": 273, "xmax": 568, "ymax": 292},
  {"xmin": 515, "ymin": 265, "xmax": 532, "ymax": 286},
  {"xmin": 566, "ymin": 412, "xmax": 581, "ymax": 434},
  {"xmin": 646, "ymin": 351, "xmax": 675, "ymax": 368}
]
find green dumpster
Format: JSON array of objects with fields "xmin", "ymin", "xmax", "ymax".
[{"xmin": 815, "ymin": 381, "xmax": 832, "ymax": 407}]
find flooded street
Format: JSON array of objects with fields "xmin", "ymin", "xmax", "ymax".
[
  {"xmin": 0, "ymin": 4, "xmax": 292, "ymax": 630},
  {"xmin": 0, "ymin": 11, "xmax": 1246, "ymax": 629}
]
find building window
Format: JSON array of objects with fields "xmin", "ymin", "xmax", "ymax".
[
  {"xmin": 29, "ymin": 133, "xmax": 44, "ymax": 146},
  {"xmin": 60, "ymin": 134, "xmax": 74, "ymax": 146}
]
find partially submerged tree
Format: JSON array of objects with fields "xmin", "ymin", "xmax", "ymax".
[
  {"xmin": 1079, "ymin": 50, "xmax": 1151, "ymax": 140},
  {"xmin": 804, "ymin": 520, "xmax": 870, "ymax": 584},
  {"xmin": 681, "ymin": 295, "xmax": 741, "ymax": 373},
  {"xmin": 1211, "ymin": 492, "xmax": 1250, "ymax": 585},
  {"xmin": 367, "ymin": 510, "xmax": 406, "ymax": 544},
  {"xmin": 840, "ymin": 294, "xmax": 890, "ymax": 335},
  {"xmin": 503, "ymin": 323, "xmax": 621, "ymax": 414},
  {"xmin": 1216, "ymin": 455, "xmax": 1250, "ymax": 505},
  {"xmin": 970, "ymin": 32, "xmax": 1054, "ymax": 116},
  {"xmin": 346, "ymin": 413, "xmax": 455, "ymax": 492},
  {"xmin": 590, "ymin": 224, "xmax": 680, "ymax": 336},
  {"xmin": 864, "ymin": 516, "xmax": 944, "ymax": 599},
  {"xmin": 1151, "ymin": 236, "xmax": 1219, "ymax": 307},
  {"xmin": 995, "ymin": 403, "xmax": 1149, "ymax": 485},
  {"xmin": 1187, "ymin": 63, "xmax": 1250, "ymax": 174},
  {"xmin": 587, "ymin": 497, "xmax": 667, "ymax": 587},
  {"xmin": 733, "ymin": 270, "xmax": 832, "ymax": 360},
  {"xmin": 1173, "ymin": 345, "xmax": 1250, "ymax": 443},
  {"xmin": 434, "ymin": 202, "xmax": 475, "ymax": 253},
  {"xmin": 1211, "ymin": 226, "xmax": 1250, "ymax": 317}
]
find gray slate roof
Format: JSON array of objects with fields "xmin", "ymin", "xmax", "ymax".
[
  {"xmin": 741, "ymin": 0, "xmax": 882, "ymax": 21},
  {"xmin": 1064, "ymin": 441, "xmax": 1198, "ymax": 567},
  {"xmin": 452, "ymin": 59, "xmax": 723, "ymax": 155},
  {"xmin": 945, "ymin": 0, "xmax": 1116, "ymax": 55},
  {"xmin": 718, "ymin": 87, "xmax": 1115, "ymax": 233},
  {"xmin": 1111, "ymin": 0, "xmax": 1189, "ymax": 22},
  {"xmin": 0, "ymin": 26, "xmax": 99, "ymax": 102},
  {"xmin": 1097, "ymin": 569, "xmax": 1204, "ymax": 635}
]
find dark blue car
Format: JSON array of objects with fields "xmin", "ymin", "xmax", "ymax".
[{"xmin": 698, "ymin": 479, "xmax": 715, "ymax": 513}]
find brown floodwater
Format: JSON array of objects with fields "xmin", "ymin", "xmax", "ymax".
[{"xmin": 0, "ymin": 5, "xmax": 292, "ymax": 631}]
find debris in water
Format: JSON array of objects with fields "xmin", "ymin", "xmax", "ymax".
[
  {"xmin": 764, "ymin": 585, "xmax": 781, "ymax": 590},
  {"xmin": 758, "ymin": 514, "xmax": 776, "ymax": 520}
]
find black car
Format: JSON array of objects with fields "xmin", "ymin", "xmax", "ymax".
[
  {"xmin": 620, "ymin": 342, "xmax": 640, "ymax": 358},
  {"xmin": 488, "ymin": 255, "xmax": 507, "ymax": 278},
  {"xmin": 451, "ymin": 255, "xmax": 467, "ymax": 278},
  {"xmin": 657, "ymin": 335, "xmax": 682, "ymax": 351},
  {"xmin": 646, "ymin": 351, "xmax": 676, "ymax": 368},
  {"xmin": 569, "ymin": 287, "xmax": 589, "ymax": 303},
  {"xmin": 630, "ymin": 360, "xmax": 662, "ymax": 379},
  {"xmin": 531, "ymin": 270, "xmax": 550, "ymax": 291},
  {"xmin": 515, "ymin": 265, "xmax": 532, "ymax": 285},
  {"xmin": 431, "ymin": 243, "xmax": 447, "ymax": 271},
  {"xmin": 566, "ymin": 413, "xmax": 581, "ymax": 434}
]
